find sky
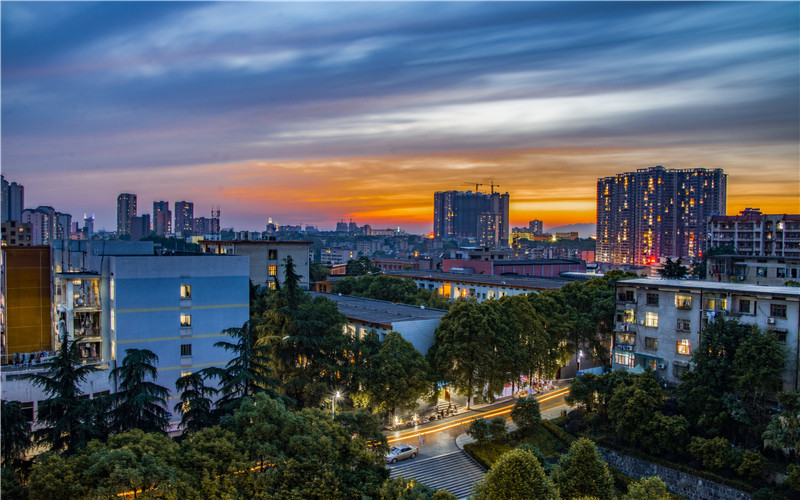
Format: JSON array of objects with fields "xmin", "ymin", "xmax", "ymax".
[{"xmin": 2, "ymin": 1, "xmax": 798, "ymax": 234}]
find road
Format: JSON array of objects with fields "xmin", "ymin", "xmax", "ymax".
[{"xmin": 385, "ymin": 387, "xmax": 570, "ymax": 465}]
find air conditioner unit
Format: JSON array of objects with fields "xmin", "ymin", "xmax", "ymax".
[
  {"xmin": 767, "ymin": 317, "xmax": 776, "ymax": 324},
  {"xmin": 658, "ymin": 363, "xmax": 666, "ymax": 370}
]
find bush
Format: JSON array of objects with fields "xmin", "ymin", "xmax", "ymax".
[
  {"xmin": 467, "ymin": 419, "xmax": 490, "ymax": 444},
  {"xmin": 689, "ymin": 436, "xmax": 732, "ymax": 472},
  {"xmin": 551, "ymin": 438, "xmax": 615, "ymax": 500},
  {"xmin": 472, "ymin": 448, "xmax": 558, "ymax": 500},
  {"xmin": 785, "ymin": 463, "xmax": 800, "ymax": 492},
  {"xmin": 643, "ymin": 412, "xmax": 689, "ymax": 455},
  {"xmin": 736, "ymin": 450, "xmax": 764, "ymax": 481},
  {"xmin": 623, "ymin": 476, "xmax": 670, "ymax": 500},
  {"xmin": 510, "ymin": 397, "xmax": 542, "ymax": 432},
  {"xmin": 516, "ymin": 444, "xmax": 548, "ymax": 470}
]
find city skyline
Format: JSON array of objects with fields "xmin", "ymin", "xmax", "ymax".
[{"xmin": 2, "ymin": 2, "xmax": 798, "ymax": 233}]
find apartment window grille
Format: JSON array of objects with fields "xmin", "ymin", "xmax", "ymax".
[
  {"xmin": 646, "ymin": 293, "xmax": 659, "ymax": 306},
  {"xmin": 180, "ymin": 344, "xmax": 192, "ymax": 357},
  {"xmin": 738, "ymin": 300, "xmax": 751, "ymax": 314},
  {"xmin": 645, "ymin": 337, "xmax": 657, "ymax": 350},
  {"xmin": 677, "ymin": 319, "xmax": 691, "ymax": 331},
  {"xmin": 645, "ymin": 312, "xmax": 658, "ymax": 328},
  {"xmin": 770, "ymin": 304, "xmax": 787, "ymax": 318}
]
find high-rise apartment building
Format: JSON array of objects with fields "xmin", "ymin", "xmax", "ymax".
[
  {"xmin": 129, "ymin": 214, "xmax": 151, "ymax": 241},
  {"xmin": 708, "ymin": 208, "xmax": 800, "ymax": 258},
  {"xmin": 1, "ymin": 176, "xmax": 24, "ymax": 223},
  {"xmin": 529, "ymin": 220, "xmax": 544, "ymax": 236},
  {"xmin": 174, "ymin": 201, "xmax": 193, "ymax": 236},
  {"xmin": 596, "ymin": 166, "xmax": 726, "ymax": 266},
  {"xmin": 83, "ymin": 214, "xmax": 95, "ymax": 239},
  {"xmin": 433, "ymin": 190, "xmax": 510, "ymax": 246},
  {"xmin": 117, "ymin": 193, "xmax": 137, "ymax": 237},
  {"xmin": 153, "ymin": 201, "xmax": 171, "ymax": 236}
]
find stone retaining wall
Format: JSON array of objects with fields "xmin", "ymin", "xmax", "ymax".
[{"xmin": 600, "ymin": 448, "xmax": 751, "ymax": 500}]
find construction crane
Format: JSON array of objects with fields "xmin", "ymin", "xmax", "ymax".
[
  {"xmin": 463, "ymin": 182, "xmax": 484, "ymax": 192},
  {"xmin": 488, "ymin": 181, "xmax": 500, "ymax": 194}
]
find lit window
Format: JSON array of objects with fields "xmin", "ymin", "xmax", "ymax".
[
  {"xmin": 110, "ymin": 279, "xmax": 115, "ymax": 301},
  {"xmin": 180, "ymin": 370, "xmax": 192, "ymax": 378},
  {"xmin": 180, "ymin": 314, "xmax": 191, "ymax": 327},
  {"xmin": 677, "ymin": 319, "xmax": 691, "ymax": 331},
  {"xmin": 676, "ymin": 339, "xmax": 690, "ymax": 355},
  {"xmin": 180, "ymin": 344, "xmax": 192, "ymax": 357},
  {"xmin": 268, "ymin": 265, "xmax": 278, "ymax": 276},
  {"xmin": 645, "ymin": 312, "xmax": 658, "ymax": 328},
  {"xmin": 110, "ymin": 310, "xmax": 115, "ymax": 331},
  {"xmin": 268, "ymin": 249, "xmax": 278, "ymax": 260},
  {"xmin": 623, "ymin": 309, "xmax": 635, "ymax": 324},
  {"xmin": 614, "ymin": 352, "xmax": 635, "ymax": 368},
  {"xmin": 268, "ymin": 281, "xmax": 277, "ymax": 290},
  {"xmin": 675, "ymin": 295, "xmax": 692, "ymax": 309},
  {"xmin": 180, "ymin": 285, "xmax": 191, "ymax": 298}
]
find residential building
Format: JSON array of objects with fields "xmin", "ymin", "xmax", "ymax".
[
  {"xmin": 1, "ymin": 221, "xmax": 33, "ymax": 247},
  {"xmin": 174, "ymin": 201, "xmax": 194, "ymax": 236},
  {"xmin": 530, "ymin": 219, "xmax": 544, "ymax": 235},
  {"xmin": 193, "ymin": 216, "xmax": 219, "ymax": 237},
  {"xmin": 117, "ymin": 193, "xmax": 137, "ymax": 237},
  {"xmin": 612, "ymin": 278, "xmax": 799, "ymax": 391},
  {"xmin": 597, "ymin": 166, "xmax": 726, "ymax": 266},
  {"xmin": 310, "ymin": 292, "xmax": 447, "ymax": 355},
  {"xmin": 443, "ymin": 258, "xmax": 586, "ymax": 277},
  {"xmin": 153, "ymin": 201, "xmax": 172, "ymax": 236},
  {"xmin": 83, "ymin": 214, "xmax": 94, "ymax": 239},
  {"xmin": 1, "ymin": 175, "xmax": 24, "ymax": 223},
  {"xmin": 21, "ymin": 208, "xmax": 52, "ymax": 245},
  {"xmin": 388, "ymin": 270, "xmax": 569, "ymax": 302},
  {"xmin": 706, "ymin": 254, "xmax": 800, "ymax": 285},
  {"xmin": 707, "ymin": 209, "xmax": 800, "ymax": 258},
  {"xmin": 129, "ymin": 214, "xmax": 151, "ymax": 241},
  {"xmin": 2, "ymin": 246, "xmax": 53, "ymax": 360},
  {"xmin": 320, "ymin": 247, "xmax": 357, "ymax": 266},
  {"xmin": 434, "ymin": 190, "xmax": 510, "ymax": 245},
  {"xmin": 200, "ymin": 240, "xmax": 312, "ymax": 290}
]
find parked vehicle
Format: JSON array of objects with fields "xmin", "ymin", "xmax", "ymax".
[{"xmin": 385, "ymin": 444, "xmax": 419, "ymax": 464}]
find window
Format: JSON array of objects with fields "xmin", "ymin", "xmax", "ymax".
[
  {"xmin": 110, "ymin": 279, "xmax": 115, "ymax": 301},
  {"xmin": 180, "ymin": 284, "xmax": 191, "ymax": 298},
  {"xmin": 21, "ymin": 402, "xmax": 34, "ymax": 423},
  {"xmin": 268, "ymin": 265, "xmax": 278, "ymax": 276},
  {"xmin": 703, "ymin": 294, "xmax": 727, "ymax": 311},
  {"xmin": 268, "ymin": 249, "xmax": 278, "ymax": 260},
  {"xmin": 645, "ymin": 312, "xmax": 658, "ymax": 328},
  {"xmin": 180, "ymin": 370, "xmax": 192, "ymax": 378},
  {"xmin": 645, "ymin": 337, "xmax": 657, "ymax": 350},
  {"xmin": 757, "ymin": 267, "xmax": 768, "ymax": 277},
  {"xmin": 618, "ymin": 290, "xmax": 635, "ymax": 302},
  {"xmin": 674, "ymin": 364, "xmax": 689, "ymax": 378},
  {"xmin": 777, "ymin": 268, "xmax": 787, "ymax": 278},
  {"xmin": 675, "ymin": 295, "xmax": 692, "ymax": 309},
  {"xmin": 738, "ymin": 300, "xmax": 751, "ymax": 314},
  {"xmin": 771, "ymin": 329, "xmax": 788, "ymax": 343},
  {"xmin": 110, "ymin": 310, "xmax": 115, "ymax": 331},
  {"xmin": 180, "ymin": 314, "xmax": 192, "ymax": 327},
  {"xmin": 770, "ymin": 304, "xmax": 787, "ymax": 318},
  {"xmin": 614, "ymin": 352, "xmax": 634, "ymax": 368},
  {"xmin": 646, "ymin": 293, "xmax": 659, "ymax": 306},
  {"xmin": 646, "ymin": 359, "xmax": 658, "ymax": 371},
  {"xmin": 623, "ymin": 309, "xmax": 635, "ymax": 324},
  {"xmin": 616, "ymin": 333, "xmax": 634, "ymax": 346},
  {"xmin": 677, "ymin": 318, "xmax": 691, "ymax": 331},
  {"xmin": 268, "ymin": 281, "xmax": 277, "ymax": 290},
  {"xmin": 180, "ymin": 344, "xmax": 192, "ymax": 357},
  {"xmin": 676, "ymin": 339, "xmax": 691, "ymax": 355}
]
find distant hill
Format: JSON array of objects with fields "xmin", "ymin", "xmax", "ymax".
[{"xmin": 545, "ymin": 223, "xmax": 596, "ymax": 239}]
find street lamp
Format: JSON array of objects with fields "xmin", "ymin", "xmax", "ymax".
[{"xmin": 331, "ymin": 391, "xmax": 341, "ymax": 417}]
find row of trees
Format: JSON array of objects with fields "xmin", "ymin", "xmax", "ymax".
[
  {"xmin": 332, "ymin": 273, "xmax": 452, "ymax": 309},
  {"xmin": 429, "ymin": 272, "xmax": 633, "ymax": 408}
]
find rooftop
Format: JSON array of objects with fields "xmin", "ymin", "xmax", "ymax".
[
  {"xmin": 309, "ymin": 292, "xmax": 447, "ymax": 327},
  {"xmin": 387, "ymin": 270, "xmax": 571, "ymax": 290},
  {"xmin": 618, "ymin": 278, "xmax": 800, "ymax": 298}
]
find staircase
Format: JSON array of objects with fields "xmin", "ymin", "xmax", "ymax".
[{"xmin": 389, "ymin": 451, "xmax": 485, "ymax": 499}]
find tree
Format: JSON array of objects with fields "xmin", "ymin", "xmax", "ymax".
[
  {"xmin": 624, "ymin": 476, "xmax": 670, "ymax": 500},
  {"xmin": 175, "ymin": 371, "xmax": 218, "ymax": 433},
  {"xmin": 1, "ymin": 401, "xmax": 31, "ymax": 467},
  {"xmin": 551, "ymin": 438, "xmax": 615, "ymax": 500},
  {"xmin": 467, "ymin": 418, "xmax": 490, "ymax": 444},
  {"xmin": 472, "ymin": 447, "xmax": 558, "ymax": 500},
  {"xmin": 346, "ymin": 256, "xmax": 380, "ymax": 276},
  {"xmin": 510, "ymin": 397, "xmax": 541, "ymax": 433},
  {"xmin": 608, "ymin": 382, "xmax": 661, "ymax": 446},
  {"xmin": 658, "ymin": 257, "xmax": 688, "ymax": 279},
  {"xmin": 428, "ymin": 301, "xmax": 494, "ymax": 409},
  {"xmin": 209, "ymin": 319, "xmax": 279, "ymax": 415},
  {"xmin": 364, "ymin": 332, "xmax": 431, "ymax": 418},
  {"xmin": 488, "ymin": 417, "xmax": 508, "ymax": 442},
  {"xmin": 309, "ymin": 262, "xmax": 331, "ymax": 283},
  {"xmin": 762, "ymin": 392, "xmax": 800, "ymax": 459},
  {"xmin": 642, "ymin": 412, "xmax": 690, "ymax": 455},
  {"xmin": 23, "ymin": 334, "xmax": 101, "ymax": 453},
  {"xmin": 109, "ymin": 348, "xmax": 170, "ymax": 434}
]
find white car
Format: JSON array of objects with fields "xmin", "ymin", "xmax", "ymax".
[{"xmin": 385, "ymin": 444, "xmax": 419, "ymax": 464}]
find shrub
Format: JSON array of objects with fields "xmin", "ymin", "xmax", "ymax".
[
  {"xmin": 785, "ymin": 463, "xmax": 800, "ymax": 492},
  {"xmin": 472, "ymin": 448, "xmax": 558, "ymax": 500},
  {"xmin": 487, "ymin": 417, "xmax": 507, "ymax": 442},
  {"xmin": 623, "ymin": 476, "xmax": 670, "ymax": 500},
  {"xmin": 551, "ymin": 438, "xmax": 614, "ymax": 500},
  {"xmin": 643, "ymin": 412, "xmax": 689, "ymax": 455},
  {"xmin": 467, "ymin": 418, "xmax": 490, "ymax": 444},
  {"xmin": 736, "ymin": 450, "xmax": 764, "ymax": 481},
  {"xmin": 689, "ymin": 436, "xmax": 732, "ymax": 472}
]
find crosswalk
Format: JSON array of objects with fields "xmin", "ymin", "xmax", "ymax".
[{"xmin": 388, "ymin": 451, "xmax": 486, "ymax": 499}]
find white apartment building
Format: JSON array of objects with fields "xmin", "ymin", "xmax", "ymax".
[
  {"xmin": 388, "ymin": 270, "xmax": 568, "ymax": 302},
  {"xmin": 612, "ymin": 278, "xmax": 800, "ymax": 391},
  {"xmin": 201, "ymin": 240, "xmax": 312, "ymax": 290},
  {"xmin": 708, "ymin": 209, "xmax": 800, "ymax": 258}
]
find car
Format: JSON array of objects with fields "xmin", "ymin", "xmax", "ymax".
[{"xmin": 385, "ymin": 444, "xmax": 419, "ymax": 464}]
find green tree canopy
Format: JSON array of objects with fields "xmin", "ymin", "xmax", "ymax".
[
  {"xmin": 510, "ymin": 396, "xmax": 542, "ymax": 433},
  {"xmin": 346, "ymin": 256, "xmax": 380, "ymax": 276},
  {"xmin": 472, "ymin": 447, "xmax": 558, "ymax": 500},
  {"xmin": 658, "ymin": 257, "xmax": 688, "ymax": 279},
  {"xmin": 363, "ymin": 332, "xmax": 432, "ymax": 417},
  {"xmin": 1, "ymin": 400, "xmax": 31, "ymax": 467},
  {"xmin": 109, "ymin": 348, "xmax": 170, "ymax": 434},
  {"xmin": 551, "ymin": 437, "xmax": 615, "ymax": 500}
]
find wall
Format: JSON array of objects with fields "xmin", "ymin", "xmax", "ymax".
[
  {"xmin": 4, "ymin": 246, "xmax": 52, "ymax": 354},
  {"xmin": 600, "ymin": 448, "xmax": 750, "ymax": 500}
]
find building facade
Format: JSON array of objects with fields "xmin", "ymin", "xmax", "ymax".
[
  {"xmin": 1, "ymin": 221, "xmax": 34, "ymax": 247},
  {"xmin": 434, "ymin": 190, "xmax": 510, "ymax": 245},
  {"xmin": 1, "ymin": 175, "xmax": 24, "ymax": 223},
  {"xmin": 389, "ymin": 270, "xmax": 568, "ymax": 302},
  {"xmin": 200, "ymin": 240, "xmax": 312, "ymax": 290},
  {"xmin": 153, "ymin": 201, "xmax": 172, "ymax": 237},
  {"xmin": 611, "ymin": 278, "xmax": 799, "ymax": 392},
  {"xmin": 116, "ymin": 193, "xmax": 137, "ymax": 237},
  {"xmin": 597, "ymin": 166, "xmax": 726, "ymax": 266},
  {"xmin": 708, "ymin": 209, "xmax": 800, "ymax": 259},
  {"xmin": 174, "ymin": 201, "xmax": 194, "ymax": 236}
]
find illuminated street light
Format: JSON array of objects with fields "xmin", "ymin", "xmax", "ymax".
[{"xmin": 331, "ymin": 391, "xmax": 341, "ymax": 417}]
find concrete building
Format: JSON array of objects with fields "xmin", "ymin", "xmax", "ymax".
[
  {"xmin": 320, "ymin": 247, "xmax": 357, "ymax": 266},
  {"xmin": 129, "ymin": 214, "xmax": 151, "ymax": 242},
  {"xmin": 310, "ymin": 292, "xmax": 447, "ymax": 355},
  {"xmin": 1, "ymin": 246, "xmax": 53, "ymax": 359},
  {"xmin": 388, "ymin": 270, "xmax": 569, "ymax": 302},
  {"xmin": 153, "ymin": 201, "xmax": 172, "ymax": 237},
  {"xmin": 443, "ymin": 258, "xmax": 585, "ymax": 277},
  {"xmin": 597, "ymin": 166, "xmax": 726, "ymax": 266},
  {"xmin": 1, "ymin": 175, "xmax": 24, "ymax": 223},
  {"xmin": 707, "ymin": 254, "xmax": 800, "ymax": 285},
  {"xmin": 434, "ymin": 190, "xmax": 510, "ymax": 245},
  {"xmin": 174, "ymin": 201, "xmax": 194, "ymax": 237},
  {"xmin": 116, "ymin": 193, "xmax": 137, "ymax": 237},
  {"xmin": 200, "ymin": 240, "xmax": 312, "ymax": 290},
  {"xmin": 1, "ymin": 221, "xmax": 34, "ymax": 247},
  {"xmin": 2, "ymin": 240, "xmax": 250, "ymax": 427},
  {"xmin": 611, "ymin": 278, "xmax": 799, "ymax": 392},
  {"xmin": 708, "ymin": 209, "xmax": 800, "ymax": 258}
]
